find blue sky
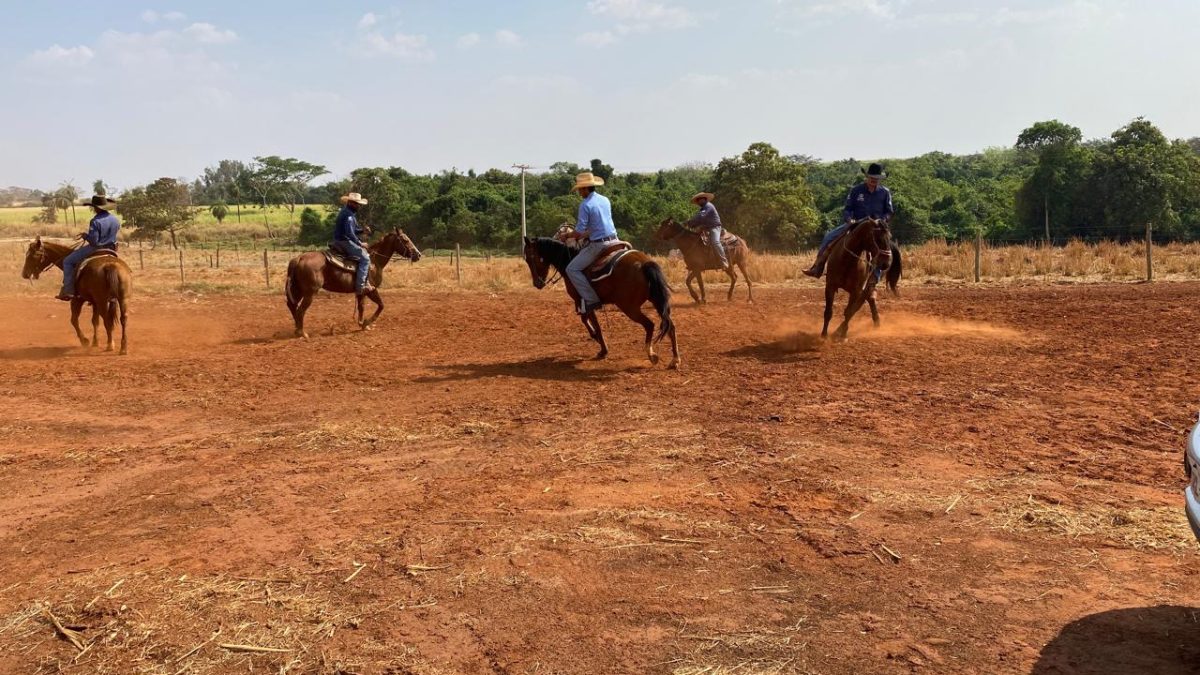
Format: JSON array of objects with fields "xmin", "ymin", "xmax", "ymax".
[{"xmin": 1, "ymin": 0, "xmax": 1196, "ymax": 190}]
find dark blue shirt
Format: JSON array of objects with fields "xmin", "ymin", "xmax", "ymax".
[
  {"xmin": 842, "ymin": 184, "xmax": 894, "ymax": 223},
  {"xmin": 333, "ymin": 206, "xmax": 364, "ymax": 245},
  {"xmin": 85, "ymin": 211, "xmax": 120, "ymax": 246},
  {"xmin": 686, "ymin": 202, "xmax": 723, "ymax": 230}
]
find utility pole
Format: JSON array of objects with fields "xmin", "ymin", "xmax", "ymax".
[{"xmin": 512, "ymin": 164, "xmax": 531, "ymax": 243}]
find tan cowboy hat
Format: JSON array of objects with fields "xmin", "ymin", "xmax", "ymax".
[
  {"xmin": 339, "ymin": 192, "xmax": 369, "ymax": 205},
  {"xmin": 691, "ymin": 192, "xmax": 715, "ymax": 204},
  {"xmin": 81, "ymin": 195, "xmax": 118, "ymax": 210},
  {"xmin": 570, "ymin": 172, "xmax": 604, "ymax": 192}
]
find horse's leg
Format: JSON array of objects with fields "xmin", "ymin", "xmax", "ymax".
[
  {"xmin": 588, "ymin": 311, "xmax": 608, "ymax": 360},
  {"xmin": 89, "ymin": 303, "xmax": 101, "ymax": 347},
  {"xmin": 619, "ymin": 304, "xmax": 658, "ymax": 365},
  {"xmin": 835, "ymin": 289, "xmax": 869, "ymax": 342},
  {"xmin": 117, "ymin": 294, "xmax": 129, "ymax": 355},
  {"xmin": 726, "ymin": 264, "xmax": 737, "ymax": 301},
  {"xmin": 685, "ymin": 270, "xmax": 701, "ymax": 304},
  {"xmin": 867, "ymin": 289, "xmax": 880, "ymax": 328},
  {"xmin": 101, "ymin": 296, "xmax": 116, "ymax": 352},
  {"xmin": 295, "ymin": 291, "xmax": 314, "ymax": 339},
  {"xmin": 821, "ymin": 284, "xmax": 836, "ymax": 339},
  {"xmin": 696, "ymin": 270, "xmax": 708, "ymax": 305},
  {"xmin": 738, "ymin": 257, "xmax": 753, "ymax": 303},
  {"xmin": 362, "ymin": 289, "xmax": 384, "ymax": 329},
  {"xmin": 70, "ymin": 298, "xmax": 88, "ymax": 347},
  {"xmin": 666, "ymin": 318, "xmax": 680, "ymax": 370}
]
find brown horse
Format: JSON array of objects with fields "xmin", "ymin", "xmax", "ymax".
[
  {"xmin": 655, "ymin": 217, "xmax": 754, "ymax": 303},
  {"xmin": 523, "ymin": 236, "xmax": 680, "ymax": 369},
  {"xmin": 284, "ymin": 228, "xmax": 422, "ymax": 338},
  {"xmin": 22, "ymin": 237, "xmax": 132, "ymax": 354},
  {"xmin": 821, "ymin": 218, "xmax": 902, "ymax": 341}
]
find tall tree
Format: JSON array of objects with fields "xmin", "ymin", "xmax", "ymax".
[
  {"xmin": 250, "ymin": 156, "xmax": 328, "ymax": 214},
  {"xmin": 57, "ymin": 182, "xmax": 80, "ymax": 227},
  {"xmin": 117, "ymin": 177, "xmax": 192, "ymax": 248},
  {"xmin": 1016, "ymin": 120, "xmax": 1085, "ymax": 241},
  {"xmin": 210, "ymin": 201, "xmax": 229, "ymax": 224},
  {"xmin": 1096, "ymin": 117, "xmax": 1188, "ymax": 239},
  {"xmin": 710, "ymin": 142, "xmax": 819, "ymax": 248},
  {"xmin": 92, "ymin": 179, "xmax": 109, "ymax": 197}
]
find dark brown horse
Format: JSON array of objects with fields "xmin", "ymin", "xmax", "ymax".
[
  {"xmin": 822, "ymin": 218, "xmax": 902, "ymax": 341},
  {"xmin": 22, "ymin": 237, "xmax": 132, "ymax": 354},
  {"xmin": 523, "ymin": 236, "xmax": 680, "ymax": 369},
  {"xmin": 655, "ymin": 217, "xmax": 754, "ymax": 303},
  {"xmin": 284, "ymin": 228, "xmax": 422, "ymax": 338}
]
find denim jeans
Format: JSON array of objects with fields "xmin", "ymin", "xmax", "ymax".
[
  {"xmin": 707, "ymin": 226, "xmax": 728, "ymax": 267},
  {"xmin": 60, "ymin": 245, "xmax": 97, "ymax": 295},
  {"xmin": 332, "ymin": 240, "xmax": 371, "ymax": 291},
  {"xmin": 566, "ymin": 239, "xmax": 608, "ymax": 308}
]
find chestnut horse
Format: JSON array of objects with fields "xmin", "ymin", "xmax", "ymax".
[
  {"xmin": 22, "ymin": 237, "xmax": 132, "ymax": 354},
  {"xmin": 284, "ymin": 228, "xmax": 422, "ymax": 338},
  {"xmin": 523, "ymin": 236, "xmax": 680, "ymax": 369},
  {"xmin": 822, "ymin": 217, "xmax": 902, "ymax": 341},
  {"xmin": 654, "ymin": 217, "xmax": 753, "ymax": 303}
]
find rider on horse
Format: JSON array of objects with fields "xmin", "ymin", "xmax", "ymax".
[
  {"xmin": 57, "ymin": 195, "xmax": 120, "ymax": 301},
  {"xmin": 332, "ymin": 192, "xmax": 374, "ymax": 295},
  {"xmin": 562, "ymin": 172, "xmax": 618, "ymax": 315},
  {"xmin": 804, "ymin": 163, "xmax": 894, "ymax": 279},
  {"xmin": 686, "ymin": 192, "xmax": 730, "ymax": 272}
]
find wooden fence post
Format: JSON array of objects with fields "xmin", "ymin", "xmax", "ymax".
[
  {"xmin": 138, "ymin": 249, "xmax": 144, "ymax": 271},
  {"xmin": 974, "ymin": 230, "xmax": 982, "ymax": 283},
  {"xmin": 1146, "ymin": 221, "xmax": 1153, "ymax": 282},
  {"xmin": 216, "ymin": 245, "xmax": 221, "ymax": 269},
  {"xmin": 455, "ymin": 243, "xmax": 462, "ymax": 287},
  {"xmin": 263, "ymin": 249, "xmax": 270, "ymax": 288},
  {"xmin": 178, "ymin": 249, "xmax": 184, "ymax": 285}
]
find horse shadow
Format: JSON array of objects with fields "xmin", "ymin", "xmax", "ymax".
[
  {"xmin": 724, "ymin": 333, "xmax": 825, "ymax": 364},
  {"xmin": 415, "ymin": 356, "xmax": 622, "ymax": 383},
  {"xmin": 0, "ymin": 346, "xmax": 80, "ymax": 361},
  {"xmin": 1033, "ymin": 605, "xmax": 1200, "ymax": 674}
]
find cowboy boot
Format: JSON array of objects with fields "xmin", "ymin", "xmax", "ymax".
[{"xmin": 803, "ymin": 248, "xmax": 831, "ymax": 278}]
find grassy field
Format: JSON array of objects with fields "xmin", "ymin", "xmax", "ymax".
[
  {"xmin": 1, "ymin": 238, "xmax": 1197, "ymax": 298},
  {"xmin": 0, "ymin": 204, "xmax": 327, "ymax": 242}
]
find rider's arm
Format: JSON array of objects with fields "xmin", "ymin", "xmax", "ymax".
[
  {"xmin": 843, "ymin": 187, "xmax": 857, "ymax": 224},
  {"xmin": 346, "ymin": 213, "xmax": 364, "ymax": 246},
  {"xmin": 575, "ymin": 200, "xmax": 591, "ymax": 238},
  {"xmin": 83, "ymin": 218, "xmax": 101, "ymax": 246},
  {"xmin": 883, "ymin": 189, "xmax": 895, "ymax": 222}
]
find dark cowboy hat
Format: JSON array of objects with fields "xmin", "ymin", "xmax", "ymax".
[
  {"xmin": 861, "ymin": 163, "xmax": 887, "ymax": 179},
  {"xmin": 81, "ymin": 195, "xmax": 118, "ymax": 209}
]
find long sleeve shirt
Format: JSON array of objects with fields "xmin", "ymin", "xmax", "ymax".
[
  {"xmin": 575, "ymin": 192, "xmax": 617, "ymax": 241},
  {"xmin": 333, "ymin": 206, "xmax": 364, "ymax": 245},
  {"xmin": 842, "ymin": 184, "xmax": 894, "ymax": 223},
  {"xmin": 685, "ymin": 202, "xmax": 723, "ymax": 230},
  {"xmin": 84, "ymin": 211, "xmax": 120, "ymax": 246}
]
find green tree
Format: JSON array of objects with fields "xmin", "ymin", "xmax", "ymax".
[
  {"xmin": 209, "ymin": 201, "xmax": 229, "ymax": 224},
  {"xmin": 297, "ymin": 207, "xmax": 329, "ymax": 245},
  {"xmin": 1016, "ymin": 120, "xmax": 1085, "ymax": 241},
  {"xmin": 32, "ymin": 193, "xmax": 58, "ymax": 224},
  {"xmin": 1095, "ymin": 117, "xmax": 1188, "ymax": 240},
  {"xmin": 56, "ymin": 182, "xmax": 79, "ymax": 227},
  {"xmin": 589, "ymin": 158, "xmax": 614, "ymax": 183},
  {"xmin": 117, "ymin": 177, "xmax": 192, "ymax": 248},
  {"xmin": 92, "ymin": 179, "xmax": 109, "ymax": 197},
  {"xmin": 250, "ymin": 155, "xmax": 329, "ymax": 214},
  {"xmin": 710, "ymin": 142, "xmax": 819, "ymax": 249}
]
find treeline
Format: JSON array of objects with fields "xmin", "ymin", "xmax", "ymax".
[{"xmin": 26, "ymin": 117, "xmax": 1200, "ymax": 250}]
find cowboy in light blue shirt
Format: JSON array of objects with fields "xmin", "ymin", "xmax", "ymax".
[
  {"xmin": 57, "ymin": 195, "xmax": 120, "ymax": 301},
  {"xmin": 331, "ymin": 192, "xmax": 373, "ymax": 294},
  {"xmin": 561, "ymin": 172, "xmax": 617, "ymax": 314},
  {"xmin": 804, "ymin": 163, "xmax": 894, "ymax": 278}
]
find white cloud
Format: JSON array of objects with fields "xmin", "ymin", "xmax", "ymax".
[
  {"xmin": 358, "ymin": 12, "xmax": 379, "ymax": 29},
  {"xmin": 781, "ymin": 0, "xmax": 901, "ymax": 20},
  {"xmin": 495, "ymin": 29, "xmax": 524, "ymax": 47},
  {"xmin": 362, "ymin": 31, "xmax": 434, "ymax": 61},
  {"xmin": 577, "ymin": 30, "xmax": 617, "ymax": 47},
  {"xmin": 680, "ymin": 73, "xmax": 730, "ymax": 88},
  {"xmin": 183, "ymin": 22, "xmax": 238, "ymax": 44},
  {"xmin": 992, "ymin": 0, "xmax": 1105, "ymax": 25},
  {"xmin": 163, "ymin": 11, "xmax": 186, "ymax": 22},
  {"xmin": 456, "ymin": 32, "xmax": 481, "ymax": 48},
  {"xmin": 586, "ymin": 0, "xmax": 697, "ymax": 29},
  {"xmin": 27, "ymin": 44, "xmax": 95, "ymax": 67},
  {"xmin": 141, "ymin": 10, "xmax": 160, "ymax": 23},
  {"xmin": 141, "ymin": 9, "xmax": 186, "ymax": 23},
  {"xmin": 490, "ymin": 75, "xmax": 581, "ymax": 95}
]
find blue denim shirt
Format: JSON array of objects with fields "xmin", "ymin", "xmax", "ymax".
[
  {"xmin": 843, "ymin": 184, "xmax": 894, "ymax": 223},
  {"xmin": 686, "ymin": 202, "xmax": 722, "ymax": 230},
  {"xmin": 85, "ymin": 211, "xmax": 120, "ymax": 246},
  {"xmin": 575, "ymin": 192, "xmax": 617, "ymax": 241},
  {"xmin": 333, "ymin": 206, "xmax": 364, "ymax": 245}
]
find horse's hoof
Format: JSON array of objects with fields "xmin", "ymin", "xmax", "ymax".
[
  {"xmin": 594, "ymin": 351, "xmax": 608, "ymax": 360},
  {"xmin": 648, "ymin": 353, "xmax": 660, "ymax": 365},
  {"xmin": 119, "ymin": 348, "xmax": 128, "ymax": 356},
  {"xmin": 668, "ymin": 358, "xmax": 681, "ymax": 370}
]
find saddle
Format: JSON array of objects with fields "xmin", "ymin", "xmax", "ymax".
[
  {"xmin": 584, "ymin": 242, "xmax": 634, "ymax": 282},
  {"xmin": 324, "ymin": 247, "xmax": 365, "ymax": 273},
  {"xmin": 76, "ymin": 247, "xmax": 119, "ymax": 278},
  {"xmin": 701, "ymin": 230, "xmax": 742, "ymax": 249}
]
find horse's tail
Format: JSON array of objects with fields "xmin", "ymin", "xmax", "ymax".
[
  {"xmin": 104, "ymin": 265, "xmax": 122, "ymax": 313},
  {"xmin": 886, "ymin": 244, "xmax": 902, "ymax": 296},
  {"xmin": 285, "ymin": 258, "xmax": 298, "ymax": 307},
  {"xmin": 643, "ymin": 261, "xmax": 673, "ymax": 344}
]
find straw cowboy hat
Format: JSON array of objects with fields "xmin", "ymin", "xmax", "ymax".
[
  {"xmin": 81, "ymin": 195, "xmax": 118, "ymax": 210},
  {"xmin": 570, "ymin": 172, "xmax": 605, "ymax": 192},
  {"xmin": 339, "ymin": 192, "xmax": 369, "ymax": 205},
  {"xmin": 691, "ymin": 192, "xmax": 715, "ymax": 204}
]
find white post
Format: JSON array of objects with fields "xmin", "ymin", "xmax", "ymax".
[{"xmin": 512, "ymin": 163, "xmax": 530, "ymax": 243}]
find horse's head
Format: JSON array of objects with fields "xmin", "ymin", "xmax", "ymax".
[
  {"xmin": 653, "ymin": 217, "xmax": 681, "ymax": 241},
  {"xmin": 523, "ymin": 236, "xmax": 553, "ymax": 289},
  {"xmin": 383, "ymin": 227, "xmax": 422, "ymax": 262},
  {"xmin": 867, "ymin": 218, "xmax": 894, "ymax": 271},
  {"xmin": 22, "ymin": 236, "xmax": 49, "ymax": 280}
]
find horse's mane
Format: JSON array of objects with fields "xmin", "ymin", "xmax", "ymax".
[{"xmin": 533, "ymin": 237, "xmax": 574, "ymax": 270}]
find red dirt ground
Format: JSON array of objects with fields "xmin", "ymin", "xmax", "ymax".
[{"xmin": 0, "ymin": 283, "xmax": 1198, "ymax": 674}]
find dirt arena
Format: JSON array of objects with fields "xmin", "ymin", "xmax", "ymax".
[{"xmin": 0, "ymin": 281, "xmax": 1198, "ymax": 674}]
